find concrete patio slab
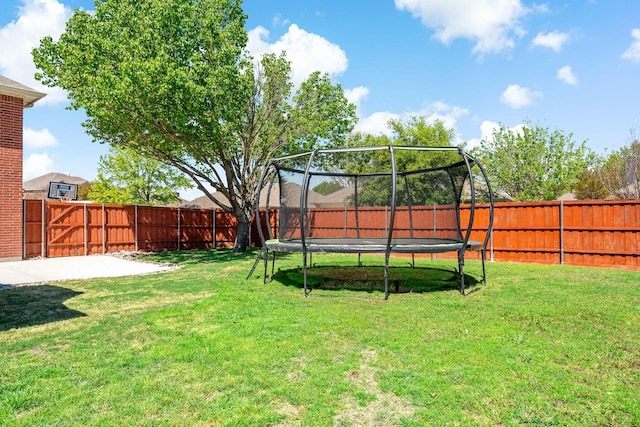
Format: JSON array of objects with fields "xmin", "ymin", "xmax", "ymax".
[{"xmin": 0, "ymin": 255, "xmax": 175, "ymax": 287}]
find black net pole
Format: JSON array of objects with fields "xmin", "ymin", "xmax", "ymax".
[
  {"xmin": 247, "ymin": 161, "xmax": 275, "ymax": 281},
  {"xmin": 469, "ymin": 154, "xmax": 495, "ymax": 284},
  {"xmin": 354, "ymin": 176, "xmax": 360, "ymax": 238},
  {"xmin": 300, "ymin": 150, "xmax": 319, "ymax": 297},
  {"xmin": 384, "ymin": 147, "xmax": 398, "ymax": 300},
  {"xmin": 458, "ymin": 149, "xmax": 477, "ymax": 294},
  {"xmin": 404, "ymin": 174, "xmax": 416, "ymax": 268},
  {"xmin": 446, "ymin": 168, "xmax": 464, "ymax": 242}
]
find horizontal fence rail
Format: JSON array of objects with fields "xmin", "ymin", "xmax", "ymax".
[{"xmin": 23, "ymin": 199, "xmax": 640, "ymax": 269}]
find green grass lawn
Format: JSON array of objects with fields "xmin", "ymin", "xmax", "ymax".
[{"xmin": 1, "ymin": 249, "xmax": 639, "ymax": 426}]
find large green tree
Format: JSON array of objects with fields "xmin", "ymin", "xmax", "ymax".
[
  {"xmin": 33, "ymin": 0, "xmax": 356, "ymax": 251},
  {"xmin": 342, "ymin": 117, "xmax": 460, "ymax": 206},
  {"xmin": 475, "ymin": 122, "xmax": 591, "ymax": 201},
  {"xmin": 89, "ymin": 145, "xmax": 192, "ymax": 205}
]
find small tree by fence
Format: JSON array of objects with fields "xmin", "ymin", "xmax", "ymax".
[{"xmin": 23, "ymin": 199, "xmax": 640, "ymax": 269}]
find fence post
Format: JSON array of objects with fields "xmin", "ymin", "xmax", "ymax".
[
  {"xmin": 385, "ymin": 206, "xmax": 388, "ymax": 234},
  {"xmin": 213, "ymin": 209, "xmax": 217, "ymax": 248},
  {"xmin": 102, "ymin": 204, "xmax": 106, "ymax": 254},
  {"xmin": 432, "ymin": 204, "xmax": 437, "ymax": 260},
  {"xmin": 559, "ymin": 200, "xmax": 564, "ymax": 265},
  {"xmin": 490, "ymin": 223, "xmax": 494, "ymax": 262},
  {"xmin": 41, "ymin": 199, "xmax": 46, "ymax": 258},
  {"xmin": 433, "ymin": 204, "xmax": 437, "ymax": 236},
  {"xmin": 22, "ymin": 199, "xmax": 26, "ymax": 259},
  {"xmin": 177, "ymin": 207, "xmax": 181, "ymax": 251},
  {"xmin": 344, "ymin": 207, "xmax": 347, "ymax": 237},
  {"xmin": 83, "ymin": 203, "xmax": 88, "ymax": 255},
  {"xmin": 135, "ymin": 205, "xmax": 139, "ymax": 252}
]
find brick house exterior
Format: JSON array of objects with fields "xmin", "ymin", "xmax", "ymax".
[{"xmin": 0, "ymin": 76, "xmax": 45, "ymax": 260}]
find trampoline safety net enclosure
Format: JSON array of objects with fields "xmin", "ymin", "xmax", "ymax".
[{"xmin": 249, "ymin": 145, "xmax": 494, "ymax": 299}]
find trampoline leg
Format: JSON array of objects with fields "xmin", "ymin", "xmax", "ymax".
[
  {"xmin": 247, "ymin": 248, "xmax": 267, "ymax": 281},
  {"xmin": 384, "ymin": 252, "xmax": 390, "ymax": 300},
  {"xmin": 458, "ymin": 251, "xmax": 466, "ymax": 295},
  {"xmin": 263, "ymin": 249, "xmax": 270, "ymax": 283},
  {"xmin": 303, "ymin": 251, "xmax": 309, "ymax": 297},
  {"xmin": 270, "ymin": 250, "xmax": 276, "ymax": 278},
  {"xmin": 481, "ymin": 249, "xmax": 487, "ymax": 286}
]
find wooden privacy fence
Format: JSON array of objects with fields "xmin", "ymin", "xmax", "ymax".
[
  {"xmin": 23, "ymin": 200, "xmax": 273, "ymax": 258},
  {"xmin": 489, "ymin": 200, "xmax": 640, "ymax": 269},
  {"xmin": 23, "ymin": 199, "xmax": 640, "ymax": 269}
]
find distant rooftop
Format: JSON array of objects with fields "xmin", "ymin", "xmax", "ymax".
[{"xmin": 23, "ymin": 172, "xmax": 88, "ymax": 192}]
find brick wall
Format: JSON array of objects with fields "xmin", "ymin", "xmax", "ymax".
[{"xmin": 0, "ymin": 94, "xmax": 24, "ymax": 260}]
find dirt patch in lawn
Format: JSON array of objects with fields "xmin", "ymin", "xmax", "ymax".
[{"xmin": 332, "ymin": 349, "xmax": 416, "ymax": 426}]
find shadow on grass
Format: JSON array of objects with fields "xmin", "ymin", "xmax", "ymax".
[
  {"xmin": 271, "ymin": 265, "xmax": 481, "ymax": 295},
  {"xmin": 144, "ymin": 247, "xmax": 259, "ymax": 265},
  {"xmin": 0, "ymin": 285, "xmax": 86, "ymax": 331}
]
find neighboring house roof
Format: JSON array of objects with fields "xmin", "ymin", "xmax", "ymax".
[
  {"xmin": 272, "ymin": 182, "xmax": 325, "ymax": 208},
  {"xmin": 0, "ymin": 75, "xmax": 46, "ymax": 108},
  {"xmin": 557, "ymin": 192, "xmax": 577, "ymax": 201},
  {"xmin": 317, "ymin": 186, "xmax": 355, "ymax": 207},
  {"xmin": 23, "ymin": 172, "xmax": 88, "ymax": 192},
  {"xmin": 23, "ymin": 172, "xmax": 88, "ymax": 200},
  {"xmin": 189, "ymin": 194, "xmax": 229, "ymax": 210},
  {"xmin": 188, "ymin": 182, "xmax": 327, "ymax": 210}
]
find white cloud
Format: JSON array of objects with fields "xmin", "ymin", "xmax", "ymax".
[
  {"xmin": 0, "ymin": 0, "xmax": 73, "ymax": 105},
  {"xmin": 24, "ymin": 152, "xmax": 55, "ymax": 180},
  {"xmin": 478, "ymin": 120, "xmax": 501, "ymax": 143},
  {"xmin": 343, "ymin": 86, "xmax": 369, "ymax": 113},
  {"xmin": 420, "ymin": 101, "xmax": 469, "ymax": 131},
  {"xmin": 247, "ymin": 24, "xmax": 348, "ymax": 86},
  {"xmin": 467, "ymin": 120, "xmax": 499, "ymax": 149},
  {"xmin": 23, "ymin": 127, "xmax": 59, "ymax": 148},
  {"xmin": 531, "ymin": 4, "xmax": 550, "ymax": 13},
  {"xmin": 531, "ymin": 31, "xmax": 570, "ymax": 52},
  {"xmin": 621, "ymin": 28, "xmax": 640, "ymax": 62},
  {"xmin": 354, "ymin": 101, "xmax": 469, "ymax": 139},
  {"xmin": 467, "ymin": 120, "xmax": 501, "ymax": 148},
  {"xmin": 246, "ymin": 26, "xmax": 271, "ymax": 57},
  {"xmin": 500, "ymin": 84, "xmax": 542, "ymax": 109},
  {"xmin": 468, "ymin": 120, "xmax": 525, "ymax": 148},
  {"xmin": 394, "ymin": 0, "xmax": 528, "ymax": 55},
  {"xmin": 354, "ymin": 112, "xmax": 400, "ymax": 136},
  {"xmin": 465, "ymin": 138, "xmax": 482, "ymax": 150},
  {"xmin": 557, "ymin": 65, "xmax": 578, "ymax": 85},
  {"xmin": 272, "ymin": 14, "xmax": 290, "ymax": 27},
  {"xmin": 480, "ymin": 120, "xmax": 500, "ymax": 138}
]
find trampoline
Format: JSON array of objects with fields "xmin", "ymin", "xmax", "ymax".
[{"xmin": 248, "ymin": 145, "xmax": 494, "ymax": 298}]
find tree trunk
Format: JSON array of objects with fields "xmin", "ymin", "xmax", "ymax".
[{"xmin": 233, "ymin": 215, "xmax": 251, "ymax": 252}]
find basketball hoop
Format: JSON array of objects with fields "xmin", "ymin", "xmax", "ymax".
[{"xmin": 48, "ymin": 181, "xmax": 78, "ymax": 202}]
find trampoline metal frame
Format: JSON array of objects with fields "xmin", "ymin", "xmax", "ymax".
[{"xmin": 248, "ymin": 145, "xmax": 495, "ymax": 299}]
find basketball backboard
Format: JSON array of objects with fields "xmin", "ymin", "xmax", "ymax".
[{"xmin": 48, "ymin": 181, "xmax": 79, "ymax": 201}]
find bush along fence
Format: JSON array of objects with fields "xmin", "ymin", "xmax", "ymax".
[{"xmin": 23, "ymin": 199, "xmax": 640, "ymax": 269}]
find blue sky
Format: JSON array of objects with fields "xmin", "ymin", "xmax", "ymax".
[{"xmin": 1, "ymin": 0, "xmax": 640, "ymax": 200}]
